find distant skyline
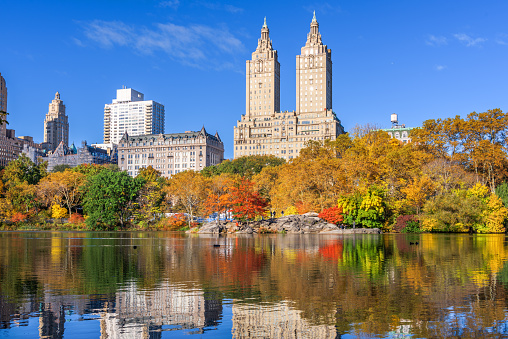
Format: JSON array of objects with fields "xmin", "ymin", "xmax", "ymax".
[{"xmin": 1, "ymin": 0, "xmax": 507, "ymax": 158}]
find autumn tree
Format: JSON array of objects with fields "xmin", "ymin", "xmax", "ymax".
[
  {"xmin": 37, "ymin": 169, "xmax": 86, "ymax": 216},
  {"xmin": 401, "ymin": 176, "xmax": 436, "ymax": 214},
  {"xmin": 338, "ymin": 186, "xmax": 388, "ymax": 228},
  {"xmin": 318, "ymin": 206, "xmax": 344, "ymax": 225},
  {"xmin": 1, "ymin": 154, "xmax": 46, "ymax": 215},
  {"xmin": 203, "ymin": 173, "xmax": 237, "ymax": 222},
  {"xmin": 134, "ymin": 166, "xmax": 166, "ymax": 225},
  {"xmin": 164, "ymin": 170, "xmax": 207, "ymax": 227},
  {"xmin": 230, "ymin": 177, "xmax": 268, "ymax": 223}
]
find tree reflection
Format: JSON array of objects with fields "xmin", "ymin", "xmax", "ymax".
[{"xmin": 1, "ymin": 233, "xmax": 508, "ymax": 337}]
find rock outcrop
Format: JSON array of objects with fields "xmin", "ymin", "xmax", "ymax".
[{"xmin": 192, "ymin": 213, "xmax": 382, "ymax": 234}]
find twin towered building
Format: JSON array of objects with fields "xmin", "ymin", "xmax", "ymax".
[{"xmin": 234, "ymin": 13, "xmax": 344, "ymax": 160}]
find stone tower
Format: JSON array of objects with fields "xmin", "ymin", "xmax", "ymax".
[
  {"xmin": 296, "ymin": 11, "xmax": 332, "ymax": 114},
  {"xmin": 44, "ymin": 92, "xmax": 69, "ymax": 152},
  {"xmin": 245, "ymin": 17, "xmax": 280, "ymax": 118}
]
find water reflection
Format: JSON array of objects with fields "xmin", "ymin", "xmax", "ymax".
[{"xmin": 1, "ymin": 232, "xmax": 508, "ymax": 337}]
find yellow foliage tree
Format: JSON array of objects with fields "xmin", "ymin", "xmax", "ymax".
[
  {"xmin": 477, "ymin": 194, "xmax": 508, "ymax": 233},
  {"xmin": 52, "ymin": 204, "xmax": 67, "ymax": 220},
  {"xmin": 401, "ymin": 176, "xmax": 436, "ymax": 214}
]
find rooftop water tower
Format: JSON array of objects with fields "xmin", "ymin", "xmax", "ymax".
[{"xmin": 391, "ymin": 113, "xmax": 398, "ymax": 128}]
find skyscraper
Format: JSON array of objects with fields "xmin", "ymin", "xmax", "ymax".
[
  {"xmin": 0, "ymin": 73, "xmax": 7, "ymax": 136},
  {"xmin": 0, "ymin": 74, "xmax": 39, "ymax": 166},
  {"xmin": 296, "ymin": 11, "xmax": 332, "ymax": 114},
  {"xmin": 104, "ymin": 88, "xmax": 165, "ymax": 145},
  {"xmin": 245, "ymin": 17, "xmax": 280, "ymax": 118},
  {"xmin": 43, "ymin": 92, "xmax": 69, "ymax": 152},
  {"xmin": 233, "ymin": 14, "xmax": 344, "ymax": 160}
]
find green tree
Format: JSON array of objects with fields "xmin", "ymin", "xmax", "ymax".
[
  {"xmin": 495, "ymin": 182, "xmax": 508, "ymax": 208},
  {"xmin": 201, "ymin": 155, "xmax": 285, "ymax": 178},
  {"xmin": 338, "ymin": 186, "xmax": 388, "ymax": 228},
  {"xmin": 82, "ymin": 169, "xmax": 145, "ymax": 229},
  {"xmin": 421, "ymin": 190, "xmax": 483, "ymax": 232},
  {"xmin": 3, "ymin": 154, "xmax": 47, "ymax": 186},
  {"xmin": 51, "ymin": 164, "xmax": 72, "ymax": 173}
]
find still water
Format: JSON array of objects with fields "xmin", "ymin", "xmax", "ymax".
[{"xmin": 1, "ymin": 232, "xmax": 508, "ymax": 338}]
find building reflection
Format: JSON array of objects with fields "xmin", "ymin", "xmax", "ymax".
[
  {"xmin": 231, "ymin": 301, "xmax": 337, "ymax": 339},
  {"xmin": 100, "ymin": 281, "xmax": 222, "ymax": 338}
]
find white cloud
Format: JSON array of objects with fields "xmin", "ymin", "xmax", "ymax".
[
  {"xmin": 72, "ymin": 37, "xmax": 85, "ymax": 47},
  {"xmin": 425, "ymin": 35, "xmax": 447, "ymax": 46},
  {"xmin": 224, "ymin": 5, "xmax": 243, "ymax": 14},
  {"xmin": 303, "ymin": 3, "xmax": 343, "ymax": 16},
  {"xmin": 197, "ymin": 2, "xmax": 243, "ymax": 14},
  {"xmin": 454, "ymin": 33, "xmax": 486, "ymax": 47},
  {"xmin": 159, "ymin": 0, "xmax": 180, "ymax": 9},
  {"xmin": 83, "ymin": 21, "xmax": 133, "ymax": 47},
  {"xmin": 435, "ymin": 65, "xmax": 447, "ymax": 71},
  {"xmin": 495, "ymin": 33, "xmax": 508, "ymax": 45},
  {"xmin": 79, "ymin": 20, "xmax": 244, "ymax": 69}
]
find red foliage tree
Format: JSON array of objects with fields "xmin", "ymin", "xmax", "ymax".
[
  {"xmin": 318, "ymin": 206, "xmax": 344, "ymax": 225},
  {"xmin": 10, "ymin": 212, "xmax": 28, "ymax": 223},
  {"xmin": 230, "ymin": 178, "xmax": 268, "ymax": 223},
  {"xmin": 69, "ymin": 213, "xmax": 85, "ymax": 225}
]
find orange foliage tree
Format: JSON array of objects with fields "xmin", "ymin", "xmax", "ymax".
[
  {"xmin": 230, "ymin": 178, "xmax": 268, "ymax": 223},
  {"xmin": 318, "ymin": 206, "xmax": 344, "ymax": 224},
  {"xmin": 203, "ymin": 174, "xmax": 237, "ymax": 221}
]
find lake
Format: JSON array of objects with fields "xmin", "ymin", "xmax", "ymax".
[{"xmin": 1, "ymin": 232, "xmax": 508, "ymax": 338}]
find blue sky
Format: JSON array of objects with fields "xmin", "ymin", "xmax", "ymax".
[{"xmin": 1, "ymin": 0, "xmax": 507, "ymax": 159}]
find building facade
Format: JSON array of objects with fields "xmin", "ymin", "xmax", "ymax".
[
  {"xmin": 118, "ymin": 127, "xmax": 224, "ymax": 177},
  {"xmin": 380, "ymin": 114, "xmax": 413, "ymax": 143},
  {"xmin": 0, "ymin": 74, "xmax": 40, "ymax": 167},
  {"xmin": 234, "ymin": 14, "xmax": 344, "ymax": 160},
  {"xmin": 104, "ymin": 87, "xmax": 165, "ymax": 145},
  {"xmin": 0, "ymin": 72, "xmax": 6, "ymax": 124},
  {"xmin": 43, "ymin": 92, "xmax": 69, "ymax": 152},
  {"xmin": 46, "ymin": 141, "xmax": 117, "ymax": 172}
]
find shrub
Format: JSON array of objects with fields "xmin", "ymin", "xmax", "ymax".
[
  {"xmin": 52, "ymin": 204, "xmax": 67, "ymax": 219},
  {"xmin": 69, "ymin": 214, "xmax": 85, "ymax": 225},
  {"xmin": 157, "ymin": 214, "xmax": 188, "ymax": 231},
  {"xmin": 402, "ymin": 220, "xmax": 422, "ymax": 233},
  {"xmin": 258, "ymin": 226, "xmax": 276, "ymax": 234},
  {"xmin": 393, "ymin": 215, "xmax": 421, "ymax": 233},
  {"xmin": 10, "ymin": 212, "xmax": 28, "ymax": 224},
  {"xmin": 318, "ymin": 206, "xmax": 344, "ymax": 225}
]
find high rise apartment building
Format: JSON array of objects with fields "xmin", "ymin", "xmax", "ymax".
[
  {"xmin": 104, "ymin": 88, "xmax": 165, "ymax": 145},
  {"xmin": 296, "ymin": 12, "xmax": 332, "ymax": 114},
  {"xmin": 0, "ymin": 73, "xmax": 39, "ymax": 166},
  {"xmin": 234, "ymin": 14, "xmax": 344, "ymax": 160},
  {"xmin": 0, "ymin": 73, "xmax": 7, "ymax": 136},
  {"xmin": 245, "ymin": 17, "xmax": 280, "ymax": 117},
  {"xmin": 43, "ymin": 92, "xmax": 69, "ymax": 152}
]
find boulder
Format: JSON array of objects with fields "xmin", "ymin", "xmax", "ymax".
[{"xmin": 196, "ymin": 222, "xmax": 224, "ymax": 234}]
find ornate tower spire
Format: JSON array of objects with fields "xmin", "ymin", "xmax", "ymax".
[
  {"xmin": 308, "ymin": 11, "xmax": 321, "ymax": 44},
  {"xmin": 259, "ymin": 16, "xmax": 270, "ymax": 44}
]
